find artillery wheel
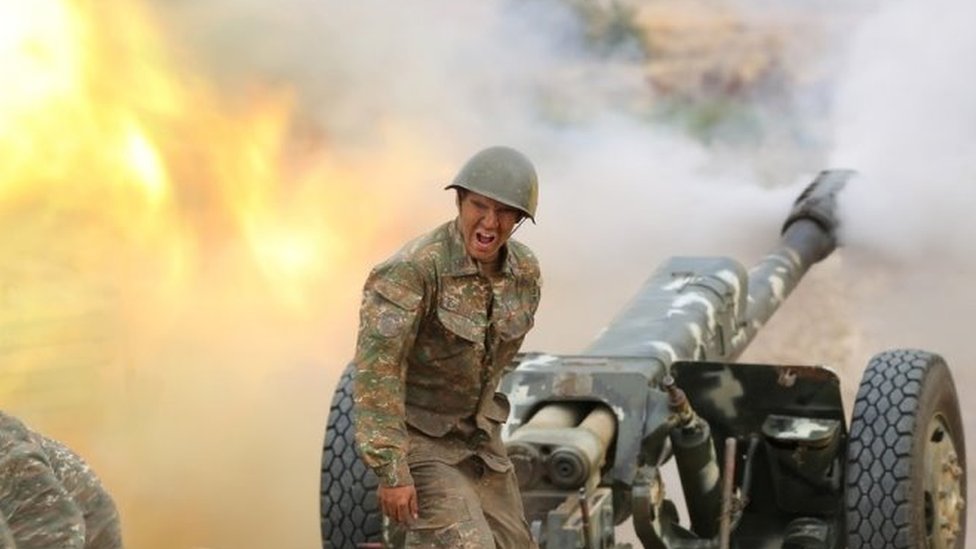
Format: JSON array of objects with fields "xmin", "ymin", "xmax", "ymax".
[
  {"xmin": 321, "ymin": 363, "xmax": 383, "ymax": 548},
  {"xmin": 846, "ymin": 349, "xmax": 966, "ymax": 548}
]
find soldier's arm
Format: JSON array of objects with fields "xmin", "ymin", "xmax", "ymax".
[
  {"xmin": 0, "ymin": 416, "xmax": 86, "ymax": 549},
  {"xmin": 352, "ymin": 261, "xmax": 425, "ymax": 488},
  {"xmin": 32, "ymin": 433, "xmax": 123, "ymax": 549},
  {"xmin": 529, "ymin": 257, "xmax": 542, "ymax": 318},
  {"xmin": 0, "ymin": 511, "xmax": 15, "ymax": 549}
]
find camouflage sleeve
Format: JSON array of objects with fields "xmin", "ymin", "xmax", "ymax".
[
  {"xmin": 353, "ymin": 261, "xmax": 425, "ymax": 487},
  {"xmin": 0, "ymin": 414, "xmax": 85, "ymax": 549},
  {"xmin": 530, "ymin": 269, "xmax": 542, "ymax": 316},
  {"xmin": 33, "ymin": 434, "xmax": 123, "ymax": 549},
  {"xmin": 0, "ymin": 512, "xmax": 15, "ymax": 549},
  {"xmin": 524, "ymin": 245, "xmax": 542, "ymax": 316}
]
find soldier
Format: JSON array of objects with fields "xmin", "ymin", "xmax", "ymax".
[
  {"xmin": 0, "ymin": 411, "xmax": 123, "ymax": 549},
  {"xmin": 353, "ymin": 146, "xmax": 542, "ymax": 548}
]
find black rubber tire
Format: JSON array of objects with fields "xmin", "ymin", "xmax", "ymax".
[
  {"xmin": 321, "ymin": 363, "xmax": 383, "ymax": 548},
  {"xmin": 846, "ymin": 349, "xmax": 967, "ymax": 548}
]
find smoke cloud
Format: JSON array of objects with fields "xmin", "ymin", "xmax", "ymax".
[{"xmin": 832, "ymin": 0, "xmax": 976, "ymax": 264}]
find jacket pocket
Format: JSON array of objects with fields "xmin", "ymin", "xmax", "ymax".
[
  {"xmin": 435, "ymin": 277, "xmax": 487, "ymax": 344},
  {"xmin": 405, "ymin": 406, "xmax": 455, "ymax": 437},
  {"xmin": 495, "ymin": 310, "xmax": 533, "ymax": 342},
  {"xmin": 436, "ymin": 307, "xmax": 484, "ymax": 344}
]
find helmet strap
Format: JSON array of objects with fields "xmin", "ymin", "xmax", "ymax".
[{"xmin": 510, "ymin": 217, "xmax": 527, "ymax": 238}]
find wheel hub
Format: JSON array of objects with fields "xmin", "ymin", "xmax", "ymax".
[{"xmin": 924, "ymin": 415, "xmax": 965, "ymax": 548}]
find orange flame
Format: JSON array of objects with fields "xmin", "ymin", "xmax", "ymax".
[
  {"xmin": 0, "ymin": 1, "xmax": 454, "ymax": 546},
  {"xmin": 0, "ymin": 0, "xmax": 357, "ymax": 312},
  {"xmin": 0, "ymin": 0, "xmax": 355, "ymax": 544}
]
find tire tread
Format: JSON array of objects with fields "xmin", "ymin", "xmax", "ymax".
[
  {"xmin": 321, "ymin": 364, "xmax": 382, "ymax": 548},
  {"xmin": 847, "ymin": 349, "xmax": 932, "ymax": 548}
]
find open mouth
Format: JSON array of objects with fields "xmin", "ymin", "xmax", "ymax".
[{"xmin": 474, "ymin": 231, "xmax": 496, "ymax": 249}]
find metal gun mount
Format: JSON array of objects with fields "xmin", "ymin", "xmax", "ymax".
[{"xmin": 497, "ymin": 169, "xmax": 968, "ymax": 549}]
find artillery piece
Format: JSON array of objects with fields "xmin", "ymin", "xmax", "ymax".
[{"xmin": 321, "ymin": 170, "xmax": 967, "ymax": 548}]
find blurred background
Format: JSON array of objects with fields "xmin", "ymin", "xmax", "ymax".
[{"xmin": 0, "ymin": 0, "xmax": 973, "ymax": 546}]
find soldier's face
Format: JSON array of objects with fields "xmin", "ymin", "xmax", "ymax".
[{"xmin": 457, "ymin": 192, "xmax": 522, "ymax": 263}]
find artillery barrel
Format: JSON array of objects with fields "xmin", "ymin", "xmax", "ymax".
[
  {"xmin": 583, "ymin": 169, "xmax": 853, "ymax": 364},
  {"xmin": 734, "ymin": 169, "xmax": 851, "ymax": 355}
]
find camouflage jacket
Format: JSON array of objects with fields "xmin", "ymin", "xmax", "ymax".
[
  {"xmin": 353, "ymin": 219, "xmax": 541, "ymax": 487},
  {"xmin": 0, "ymin": 503, "xmax": 13, "ymax": 549},
  {"xmin": 0, "ymin": 412, "xmax": 123, "ymax": 549}
]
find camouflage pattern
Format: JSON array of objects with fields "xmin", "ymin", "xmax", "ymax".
[
  {"xmin": 0, "ymin": 508, "xmax": 14, "ymax": 549},
  {"xmin": 405, "ymin": 459, "xmax": 536, "ymax": 549},
  {"xmin": 353, "ymin": 218, "xmax": 541, "ymax": 489},
  {"xmin": 31, "ymin": 434, "xmax": 123, "ymax": 549},
  {"xmin": 0, "ymin": 412, "xmax": 123, "ymax": 549}
]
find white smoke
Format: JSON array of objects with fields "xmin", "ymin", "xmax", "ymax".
[{"xmin": 832, "ymin": 0, "xmax": 976, "ymax": 264}]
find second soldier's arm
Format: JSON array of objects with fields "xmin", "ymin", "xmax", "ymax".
[
  {"xmin": 0, "ymin": 511, "xmax": 14, "ymax": 549},
  {"xmin": 0, "ymin": 414, "xmax": 86, "ymax": 549},
  {"xmin": 32, "ymin": 433, "xmax": 124, "ymax": 549}
]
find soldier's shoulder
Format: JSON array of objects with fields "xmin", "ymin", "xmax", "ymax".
[
  {"xmin": 507, "ymin": 239, "xmax": 541, "ymax": 279},
  {"xmin": 32, "ymin": 434, "xmax": 87, "ymax": 481},
  {"xmin": 0, "ymin": 411, "xmax": 33, "ymax": 440},
  {"xmin": 0, "ymin": 411, "xmax": 41, "ymax": 457},
  {"xmin": 365, "ymin": 222, "xmax": 455, "ymax": 297},
  {"xmin": 374, "ymin": 222, "xmax": 452, "ymax": 277}
]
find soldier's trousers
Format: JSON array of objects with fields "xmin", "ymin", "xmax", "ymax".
[{"xmin": 404, "ymin": 458, "xmax": 537, "ymax": 549}]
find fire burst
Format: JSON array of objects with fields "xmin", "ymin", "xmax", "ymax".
[
  {"xmin": 0, "ymin": 0, "xmax": 345, "ymax": 311},
  {"xmin": 0, "ymin": 1, "xmax": 362, "ymax": 544}
]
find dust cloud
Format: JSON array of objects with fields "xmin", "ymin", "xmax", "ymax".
[{"xmin": 2, "ymin": 0, "xmax": 971, "ymax": 547}]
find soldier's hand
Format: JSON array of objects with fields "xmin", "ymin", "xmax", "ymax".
[{"xmin": 378, "ymin": 484, "xmax": 418, "ymax": 524}]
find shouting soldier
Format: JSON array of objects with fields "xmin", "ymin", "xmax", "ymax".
[{"xmin": 354, "ymin": 146, "xmax": 542, "ymax": 548}]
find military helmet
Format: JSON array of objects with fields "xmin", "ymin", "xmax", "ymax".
[{"xmin": 446, "ymin": 146, "xmax": 539, "ymax": 222}]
